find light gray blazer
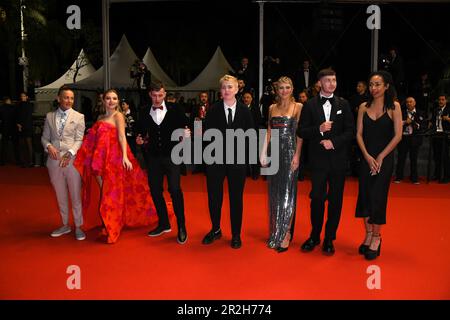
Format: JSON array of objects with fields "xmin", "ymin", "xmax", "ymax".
[{"xmin": 41, "ymin": 108, "xmax": 85, "ymax": 158}]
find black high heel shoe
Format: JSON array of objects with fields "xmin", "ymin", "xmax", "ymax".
[
  {"xmin": 364, "ymin": 236, "xmax": 381, "ymax": 260},
  {"xmin": 359, "ymin": 231, "xmax": 373, "ymax": 255},
  {"xmin": 359, "ymin": 244, "xmax": 369, "ymax": 255}
]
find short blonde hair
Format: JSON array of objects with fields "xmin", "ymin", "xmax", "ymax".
[{"xmin": 219, "ymin": 74, "xmax": 238, "ymax": 86}]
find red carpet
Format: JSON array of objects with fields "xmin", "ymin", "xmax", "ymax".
[{"xmin": 0, "ymin": 166, "xmax": 449, "ymax": 300}]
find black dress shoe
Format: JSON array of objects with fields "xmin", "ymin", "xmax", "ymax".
[
  {"xmin": 231, "ymin": 236, "xmax": 242, "ymax": 249},
  {"xmin": 148, "ymin": 225, "xmax": 171, "ymax": 237},
  {"xmin": 177, "ymin": 226, "xmax": 187, "ymax": 244},
  {"xmin": 300, "ymin": 238, "xmax": 320, "ymax": 252},
  {"xmin": 202, "ymin": 229, "xmax": 222, "ymax": 245},
  {"xmin": 322, "ymin": 239, "xmax": 335, "ymax": 255}
]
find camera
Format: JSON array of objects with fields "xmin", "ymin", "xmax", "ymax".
[{"xmin": 130, "ymin": 60, "xmax": 145, "ymax": 79}]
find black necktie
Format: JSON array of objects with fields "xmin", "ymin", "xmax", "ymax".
[
  {"xmin": 321, "ymin": 97, "xmax": 331, "ymax": 105},
  {"xmin": 227, "ymin": 108, "xmax": 233, "ymax": 125}
]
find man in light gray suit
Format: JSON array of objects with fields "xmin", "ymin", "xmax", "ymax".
[{"xmin": 41, "ymin": 86, "xmax": 86, "ymax": 240}]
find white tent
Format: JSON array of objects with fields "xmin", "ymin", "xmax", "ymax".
[
  {"xmin": 34, "ymin": 49, "xmax": 96, "ymax": 115},
  {"xmin": 177, "ymin": 46, "xmax": 234, "ymax": 91},
  {"xmin": 36, "ymin": 49, "xmax": 96, "ymax": 92},
  {"xmin": 142, "ymin": 47, "xmax": 177, "ymax": 87},
  {"xmin": 69, "ymin": 35, "xmax": 139, "ymax": 91}
]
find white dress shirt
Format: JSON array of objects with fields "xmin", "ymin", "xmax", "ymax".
[
  {"xmin": 321, "ymin": 94, "xmax": 333, "ymax": 121},
  {"xmin": 320, "ymin": 94, "xmax": 333, "ymax": 136},
  {"xmin": 150, "ymin": 101, "xmax": 168, "ymax": 125},
  {"xmin": 224, "ymin": 100, "xmax": 237, "ymax": 123},
  {"xmin": 436, "ymin": 106, "xmax": 445, "ymax": 132},
  {"xmin": 304, "ymin": 69, "xmax": 310, "ymax": 88}
]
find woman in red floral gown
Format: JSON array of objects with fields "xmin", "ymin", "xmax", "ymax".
[{"xmin": 74, "ymin": 89, "xmax": 158, "ymax": 243}]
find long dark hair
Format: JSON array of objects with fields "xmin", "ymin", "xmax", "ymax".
[{"xmin": 366, "ymin": 70, "xmax": 397, "ymax": 111}]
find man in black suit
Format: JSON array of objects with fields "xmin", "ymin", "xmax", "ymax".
[
  {"xmin": 294, "ymin": 59, "xmax": 316, "ymax": 98},
  {"xmin": 235, "ymin": 57, "xmax": 255, "ymax": 93},
  {"xmin": 202, "ymin": 75, "xmax": 255, "ymax": 249},
  {"xmin": 136, "ymin": 82, "xmax": 190, "ymax": 244},
  {"xmin": 242, "ymin": 91, "xmax": 263, "ymax": 180},
  {"xmin": 394, "ymin": 97, "xmax": 426, "ymax": 184},
  {"xmin": 297, "ymin": 68, "xmax": 355, "ymax": 255},
  {"xmin": 189, "ymin": 91, "xmax": 210, "ymax": 174},
  {"xmin": 430, "ymin": 94, "xmax": 450, "ymax": 183}
]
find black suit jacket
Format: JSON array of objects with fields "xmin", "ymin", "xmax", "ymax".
[
  {"xmin": 297, "ymin": 95, "xmax": 355, "ymax": 172},
  {"xmin": 293, "ymin": 67, "xmax": 316, "ymax": 95},
  {"xmin": 431, "ymin": 105, "xmax": 450, "ymax": 133},
  {"xmin": 246, "ymin": 102, "xmax": 263, "ymax": 129},
  {"xmin": 204, "ymin": 101, "xmax": 255, "ymax": 165},
  {"xmin": 137, "ymin": 103, "xmax": 188, "ymax": 157}
]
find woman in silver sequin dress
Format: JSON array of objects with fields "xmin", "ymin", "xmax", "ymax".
[{"xmin": 261, "ymin": 77, "xmax": 303, "ymax": 253}]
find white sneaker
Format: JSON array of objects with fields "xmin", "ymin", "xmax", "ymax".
[
  {"xmin": 75, "ymin": 228, "xmax": 86, "ymax": 241},
  {"xmin": 50, "ymin": 225, "xmax": 71, "ymax": 237}
]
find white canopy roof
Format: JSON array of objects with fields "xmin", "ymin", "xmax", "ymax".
[
  {"xmin": 142, "ymin": 47, "xmax": 177, "ymax": 87},
  {"xmin": 36, "ymin": 49, "xmax": 95, "ymax": 93},
  {"xmin": 69, "ymin": 35, "xmax": 139, "ymax": 90},
  {"xmin": 177, "ymin": 46, "xmax": 234, "ymax": 91}
]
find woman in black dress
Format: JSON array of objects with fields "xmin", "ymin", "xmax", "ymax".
[{"xmin": 355, "ymin": 71, "xmax": 402, "ymax": 260}]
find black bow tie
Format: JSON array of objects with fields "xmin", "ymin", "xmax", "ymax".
[{"xmin": 321, "ymin": 97, "xmax": 332, "ymax": 105}]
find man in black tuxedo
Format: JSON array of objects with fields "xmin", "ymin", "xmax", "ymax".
[
  {"xmin": 293, "ymin": 59, "xmax": 316, "ymax": 98},
  {"xmin": 430, "ymin": 94, "xmax": 450, "ymax": 183},
  {"xmin": 136, "ymin": 82, "xmax": 190, "ymax": 244},
  {"xmin": 394, "ymin": 97, "xmax": 426, "ymax": 184},
  {"xmin": 235, "ymin": 57, "xmax": 255, "ymax": 93},
  {"xmin": 297, "ymin": 69, "xmax": 355, "ymax": 255},
  {"xmin": 202, "ymin": 75, "xmax": 255, "ymax": 249}
]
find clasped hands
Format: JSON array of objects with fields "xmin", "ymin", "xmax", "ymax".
[{"xmin": 366, "ymin": 155, "xmax": 383, "ymax": 176}]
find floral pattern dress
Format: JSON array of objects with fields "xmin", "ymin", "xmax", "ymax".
[{"xmin": 74, "ymin": 121, "xmax": 158, "ymax": 243}]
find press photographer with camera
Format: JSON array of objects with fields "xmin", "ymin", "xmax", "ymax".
[
  {"xmin": 394, "ymin": 97, "xmax": 426, "ymax": 184},
  {"xmin": 131, "ymin": 59, "xmax": 152, "ymax": 106},
  {"xmin": 130, "ymin": 59, "xmax": 151, "ymax": 90}
]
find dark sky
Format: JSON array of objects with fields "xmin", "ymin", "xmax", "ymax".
[{"xmin": 2, "ymin": 0, "xmax": 450, "ymax": 98}]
